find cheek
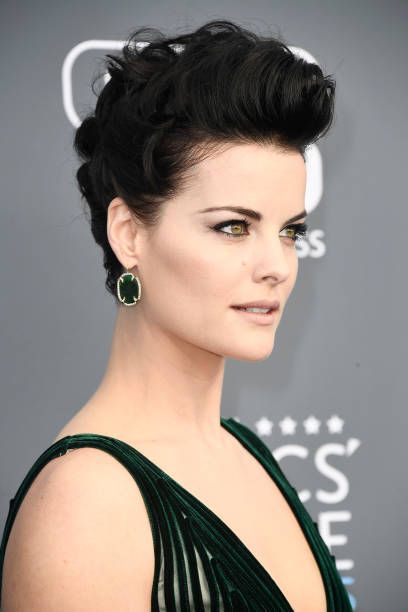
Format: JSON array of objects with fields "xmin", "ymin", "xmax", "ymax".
[
  {"xmin": 288, "ymin": 253, "xmax": 299, "ymax": 292},
  {"xmin": 276, "ymin": 252, "xmax": 298, "ymax": 304},
  {"xmin": 143, "ymin": 233, "xmax": 235, "ymax": 318}
]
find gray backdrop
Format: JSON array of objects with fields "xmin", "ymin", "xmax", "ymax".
[{"xmin": 1, "ymin": 1, "xmax": 407, "ymax": 610}]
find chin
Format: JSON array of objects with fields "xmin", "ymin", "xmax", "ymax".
[{"xmin": 223, "ymin": 340, "xmax": 276, "ymax": 362}]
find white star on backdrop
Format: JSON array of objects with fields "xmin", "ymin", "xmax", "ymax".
[
  {"xmin": 279, "ymin": 416, "xmax": 297, "ymax": 435},
  {"xmin": 303, "ymin": 415, "xmax": 321, "ymax": 434},
  {"xmin": 254, "ymin": 416, "xmax": 273, "ymax": 436},
  {"xmin": 327, "ymin": 414, "xmax": 345, "ymax": 433}
]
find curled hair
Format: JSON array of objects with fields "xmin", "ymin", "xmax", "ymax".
[{"xmin": 73, "ymin": 19, "xmax": 336, "ymax": 302}]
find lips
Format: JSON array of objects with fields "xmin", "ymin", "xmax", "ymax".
[{"xmin": 232, "ymin": 300, "xmax": 280, "ymax": 311}]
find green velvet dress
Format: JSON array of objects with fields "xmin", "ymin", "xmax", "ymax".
[{"xmin": 0, "ymin": 417, "xmax": 352, "ymax": 611}]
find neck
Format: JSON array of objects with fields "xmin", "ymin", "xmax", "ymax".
[{"xmin": 85, "ymin": 305, "xmax": 227, "ymax": 448}]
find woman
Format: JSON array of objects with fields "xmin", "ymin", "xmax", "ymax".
[{"xmin": 0, "ymin": 19, "xmax": 352, "ymax": 611}]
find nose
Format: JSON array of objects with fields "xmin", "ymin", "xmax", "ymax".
[{"xmin": 255, "ymin": 233, "xmax": 293, "ymax": 284}]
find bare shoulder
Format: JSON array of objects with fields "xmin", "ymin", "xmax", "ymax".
[{"xmin": 1, "ymin": 445, "xmax": 155, "ymax": 611}]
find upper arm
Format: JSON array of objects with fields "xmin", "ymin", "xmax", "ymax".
[{"xmin": 1, "ymin": 447, "xmax": 155, "ymax": 611}]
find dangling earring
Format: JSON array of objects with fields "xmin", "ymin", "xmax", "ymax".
[{"xmin": 116, "ymin": 267, "xmax": 142, "ymax": 306}]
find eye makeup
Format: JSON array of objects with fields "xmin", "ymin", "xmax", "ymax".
[{"xmin": 210, "ymin": 218, "xmax": 309, "ymax": 244}]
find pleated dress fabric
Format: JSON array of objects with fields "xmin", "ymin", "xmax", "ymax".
[{"xmin": 0, "ymin": 417, "xmax": 352, "ymax": 611}]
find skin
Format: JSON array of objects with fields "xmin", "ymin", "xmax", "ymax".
[{"xmin": 76, "ymin": 142, "xmax": 307, "ymax": 454}]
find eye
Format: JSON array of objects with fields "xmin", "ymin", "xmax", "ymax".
[
  {"xmin": 211, "ymin": 219, "xmax": 309, "ymax": 244},
  {"xmin": 211, "ymin": 218, "xmax": 251, "ymax": 238},
  {"xmin": 280, "ymin": 222, "xmax": 309, "ymax": 244}
]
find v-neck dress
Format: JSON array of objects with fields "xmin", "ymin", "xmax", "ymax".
[{"xmin": 0, "ymin": 417, "xmax": 352, "ymax": 611}]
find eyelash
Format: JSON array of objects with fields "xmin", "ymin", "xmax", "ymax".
[{"xmin": 211, "ymin": 217, "xmax": 309, "ymax": 244}]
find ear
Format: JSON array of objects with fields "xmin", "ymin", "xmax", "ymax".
[{"xmin": 106, "ymin": 197, "xmax": 143, "ymax": 270}]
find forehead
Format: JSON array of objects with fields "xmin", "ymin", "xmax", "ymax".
[{"xmin": 186, "ymin": 142, "xmax": 306, "ymax": 209}]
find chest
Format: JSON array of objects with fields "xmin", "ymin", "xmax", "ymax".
[{"xmin": 177, "ymin": 452, "xmax": 328, "ymax": 612}]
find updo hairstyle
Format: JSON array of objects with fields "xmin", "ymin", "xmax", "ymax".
[{"xmin": 73, "ymin": 19, "xmax": 336, "ymax": 302}]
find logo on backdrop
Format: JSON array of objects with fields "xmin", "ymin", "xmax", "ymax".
[{"xmin": 61, "ymin": 40, "xmax": 327, "ymax": 260}]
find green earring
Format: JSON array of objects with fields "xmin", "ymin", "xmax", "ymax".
[{"xmin": 116, "ymin": 267, "xmax": 142, "ymax": 306}]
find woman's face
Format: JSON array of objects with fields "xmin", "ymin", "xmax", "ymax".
[{"xmin": 117, "ymin": 142, "xmax": 307, "ymax": 361}]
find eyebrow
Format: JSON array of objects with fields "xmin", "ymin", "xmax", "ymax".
[{"xmin": 197, "ymin": 206, "xmax": 308, "ymax": 224}]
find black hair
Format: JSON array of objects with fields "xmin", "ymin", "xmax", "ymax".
[{"xmin": 73, "ymin": 19, "xmax": 336, "ymax": 303}]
